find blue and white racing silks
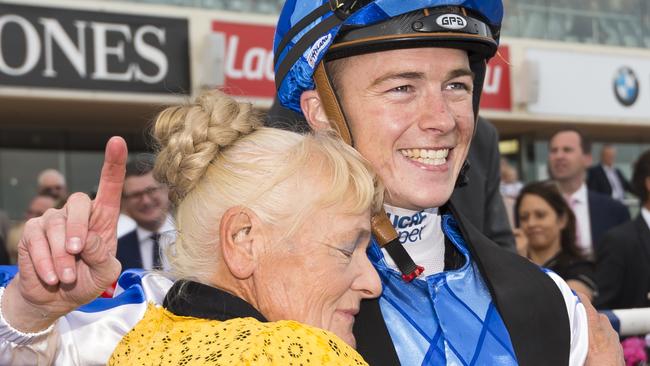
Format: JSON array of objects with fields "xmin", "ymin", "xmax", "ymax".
[
  {"xmin": 0, "ymin": 268, "xmax": 173, "ymax": 365},
  {"xmin": 0, "ymin": 211, "xmax": 589, "ymax": 365},
  {"xmin": 376, "ymin": 208, "xmax": 590, "ymax": 366}
]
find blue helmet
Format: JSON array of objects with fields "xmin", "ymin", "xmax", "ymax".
[{"xmin": 274, "ymin": 0, "xmax": 503, "ymax": 136}]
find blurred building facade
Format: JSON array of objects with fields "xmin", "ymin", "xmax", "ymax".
[{"xmin": 0, "ymin": 0, "xmax": 649, "ymax": 218}]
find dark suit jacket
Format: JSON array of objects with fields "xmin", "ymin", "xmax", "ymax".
[
  {"xmin": 116, "ymin": 229, "xmax": 144, "ymax": 270},
  {"xmin": 594, "ymin": 215, "xmax": 650, "ymax": 310},
  {"xmin": 587, "ymin": 165, "xmax": 632, "ymax": 198},
  {"xmin": 354, "ymin": 203, "xmax": 571, "ymax": 366},
  {"xmin": 588, "ymin": 190, "xmax": 630, "ymax": 249},
  {"xmin": 451, "ymin": 117, "xmax": 515, "ymax": 251},
  {"xmin": 0, "ymin": 237, "xmax": 9, "ymax": 265}
]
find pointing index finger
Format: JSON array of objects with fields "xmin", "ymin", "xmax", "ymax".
[{"xmin": 94, "ymin": 137, "xmax": 128, "ymax": 209}]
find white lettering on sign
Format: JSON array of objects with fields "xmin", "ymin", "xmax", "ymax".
[
  {"xmin": 41, "ymin": 18, "xmax": 86, "ymax": 78},
  {"xmin": 91, "ymin": 22, "xmax": 132, "ymax": 81},
  {"xmin": 0, "ymin": 15, "xmax": 41, "ymax": 76},
  {"xmin": 0, "ymin": 14, "xmax": 168, "ymax": 83},
  {"xmin": 225, "ymin": 35, "xmax": 274, "ymax": 81},
  {"xmin": 483, "ymin": 64, "xmax": 502, "ymax": 94},
  {"xmin": 133, "ymin": 25, "xmax": 168, "ymax": 84}
]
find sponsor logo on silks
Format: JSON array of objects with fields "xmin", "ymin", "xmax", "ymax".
[
  {"xmin": 306, "ymin": 33, "xmax": 332, "ymax": 68},
  {"xmin": 396, "ymin": 225, "xmax": 427, "ymax": 244},
  {"xmin": 613, "ymin": 66, "xmax": 639, "ymax": 107},
  {"xmin": 387, "ymin": 211, "xmax": 427, "ymax": 229},
  {"xmin": 387, "ymin": 211, "xmax": 428, "ymax": 244},
  {"xmin": 436, "ymin": 14, "xmax": 467, "ymax": 30}
]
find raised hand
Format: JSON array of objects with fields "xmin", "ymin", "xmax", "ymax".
[{"xmin": 2, "ymin": 137, "xmax": 127, "ymax": 332}]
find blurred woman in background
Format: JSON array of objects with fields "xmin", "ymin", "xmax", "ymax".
[{"xmin": 515, "ymin": 181, "xmax": 597, "ymax": 299}]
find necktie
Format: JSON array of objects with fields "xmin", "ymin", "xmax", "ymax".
[
  {"xmin": 567, "ymin": 198, "xmax": 583, "ymax": 251},
  {"xmin": 151, "ymin": 233, "xmax": 162, "ymax": 270}
]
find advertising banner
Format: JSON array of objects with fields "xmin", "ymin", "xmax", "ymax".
[
  {"xmin": 211, "ymin": 20, "xmax": 512, "ymax": 110},
  {"xmin": 0, "ymin": 3, "xmax": 190, "ymax": 94},
  {"xmin": 212, "ymin": 20, "xmax": 275, "ymax": 99},
  {"xmin": 526, "ymin": 48, "xmax": 650, "ymax": 119},
  {"xmin": 481, "ymin": 45, "xmax": 512, "ymax": 111}
]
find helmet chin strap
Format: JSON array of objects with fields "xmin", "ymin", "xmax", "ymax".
[
  {"xmin": 313, "ymin": 63, "xmax": 353, "ymax": 145},
  {"xmin": 313, "ymin": 62, "xmax": 425, "ymax": 282}
]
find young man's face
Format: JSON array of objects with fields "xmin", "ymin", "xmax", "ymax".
[{"xmin": 332, "ymin": 47, "xmax": 475, "ymax": 210}]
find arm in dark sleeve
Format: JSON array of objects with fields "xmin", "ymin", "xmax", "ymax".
[
  {"xmin": 481, "ymin": 122, "xmax": 515, "ymax": 251},
  {"xmin": 616, "ymin": 201, "xmax": 630, "ymax": 223},
  {"xmin": 593, "ymin": 231, "xmax": 625, "ymax": 309},
  {"xmin": 0, "ymin": 238, "xmax": 8, "ymax": 265},
  {"xmin": 451, "ymin": 118, "xmax": 515, "ymax": 251}
]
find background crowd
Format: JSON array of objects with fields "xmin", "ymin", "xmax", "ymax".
[
  {"xmin": 3, "ymin": 119, "xmax": 648, "ymax": 361},
  {"xmin": 2, "ymin": 123, "xmax": 649, "ymax": 310},
  {"xmin": 0, "ymin": 0, "xmax": 647, "ymax": 364}
]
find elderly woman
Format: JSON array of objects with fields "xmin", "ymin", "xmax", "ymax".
[{"xmin": 0, "ymin": 90, "xmax": 382, "ymax": 365}]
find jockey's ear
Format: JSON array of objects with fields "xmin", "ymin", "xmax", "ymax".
[{"xmin": 300, "ymin": 90, "xmax": 331, "ymax": 132}]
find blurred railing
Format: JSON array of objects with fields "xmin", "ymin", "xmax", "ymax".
[
  {"xmin": 604, "ymin": 308, "xmax": 650, "ymax": 337},
  {"xmin": 503, "ymin": 3, "xmax": 650, "ymax": 48}
]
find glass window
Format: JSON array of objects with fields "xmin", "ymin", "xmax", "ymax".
[
  {"xmin": 503, "ymin": 0, "xmax": 647, "ymax": 47},
  {"xmin": 0, "ymin": 149, "xmax": 63, "ymax": 220}
]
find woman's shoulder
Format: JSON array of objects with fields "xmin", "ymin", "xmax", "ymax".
[
  {"xmin": 110, "ymin": 304, "xmax": 368, "ymax": 365},
  {"xmin": 254, "ymin": 319, "xmax": 367, "ymax": 364}
]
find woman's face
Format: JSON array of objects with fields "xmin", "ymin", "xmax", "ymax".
[
  {"xmin": 254, "ymin": 205, "xmax": 381, "ymax": 348},
  {"xmin": 517, "ymin": 194, "xmax": 565, "ymax": 251}
]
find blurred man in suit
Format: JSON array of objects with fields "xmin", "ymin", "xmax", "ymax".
[
  {"xmin": 548, "ymin": 129, "xmax": 629, "ymax": 256},
  {"xmin": 587, "ymin": 144, "xmax": 633, "ymax": 202},
  {"xmin": 595, "ymin": 149, "xmax": 650, "ymax": 309},
  {"xmin": 116, "ymin": 154, "xmax": 173, "ymax": 270},
  {"xmin": 37, "ymin": 169, "xmax": 67, "ymax": 201},
  {"xmin": 6, "ymin": 194, "xmax": 57, "ymax": 264}
]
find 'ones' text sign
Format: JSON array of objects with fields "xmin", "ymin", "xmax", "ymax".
[{"xmin": 0, "ymin": 3, "xmax": 190, "ymax": 94}]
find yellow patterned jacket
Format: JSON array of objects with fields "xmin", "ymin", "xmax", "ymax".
[{"xmin": 109, "ymin": 280, "xmax": 368, "ymax": 366}]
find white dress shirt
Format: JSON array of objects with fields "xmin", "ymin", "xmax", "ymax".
[
  {"xmin": 567, "ymin": 184, "xmax": 593, "ymax": 254},
  {"xmin": 133, "ymin": 215, "xmax": 175, "ymax": 271},
  {"xmin": 602, "ymin": 165, "xmax": 625, "ymax": 201}
]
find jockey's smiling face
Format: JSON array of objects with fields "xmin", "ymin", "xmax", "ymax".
[{"xmin": 308, "ymin": 47, "xmax": 475, "ymax": 210}]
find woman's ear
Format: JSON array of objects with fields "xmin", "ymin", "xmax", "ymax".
[
  {"xmin": 300, "ymin": 90, "xmax": 331, "ymax": 131},
  {"xmin": 220, "ymin": 207, "xmax": 265, "ymax": 280}
]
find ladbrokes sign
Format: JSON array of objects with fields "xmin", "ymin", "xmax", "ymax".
[
  {"xmin": 212, "ymin": 20, "xmax": 275, "ymax": 98},
  {"xmin": 0, "ymin": 4, "xmax": 189, "ymax": 94},
  {"xmin": 211, "ymin": 19, "xmax": 511, "ymax": 110}
]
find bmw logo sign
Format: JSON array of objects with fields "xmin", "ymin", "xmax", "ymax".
[{"xmin": 613, "ymin": 67, "xmax": 639, "ymax": 106}]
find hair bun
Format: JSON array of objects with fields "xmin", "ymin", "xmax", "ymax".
[{"xmin": 153, "ymin": 90, "xmax": 261, "ymax": 204}]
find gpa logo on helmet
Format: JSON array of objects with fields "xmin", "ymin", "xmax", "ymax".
[
  {"xmin": 436, "ymin": 14, "xmax": 467, "ymax": 30},
  {"xmin": 306, "ymin": 34, "xmax": 332, "ymax": 68}
]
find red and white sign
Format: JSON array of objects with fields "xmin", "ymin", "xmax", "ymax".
[
  {"xmin": 212, "ymin": 20, "xmax": 275, "ymax": 98},
  {"xmin": 211, "ymin": 21, "xmax": 512, "ymax": 110},
  {"xmin": 480, "ymin": 45, "xmax": 511, "ymax": 111}
]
